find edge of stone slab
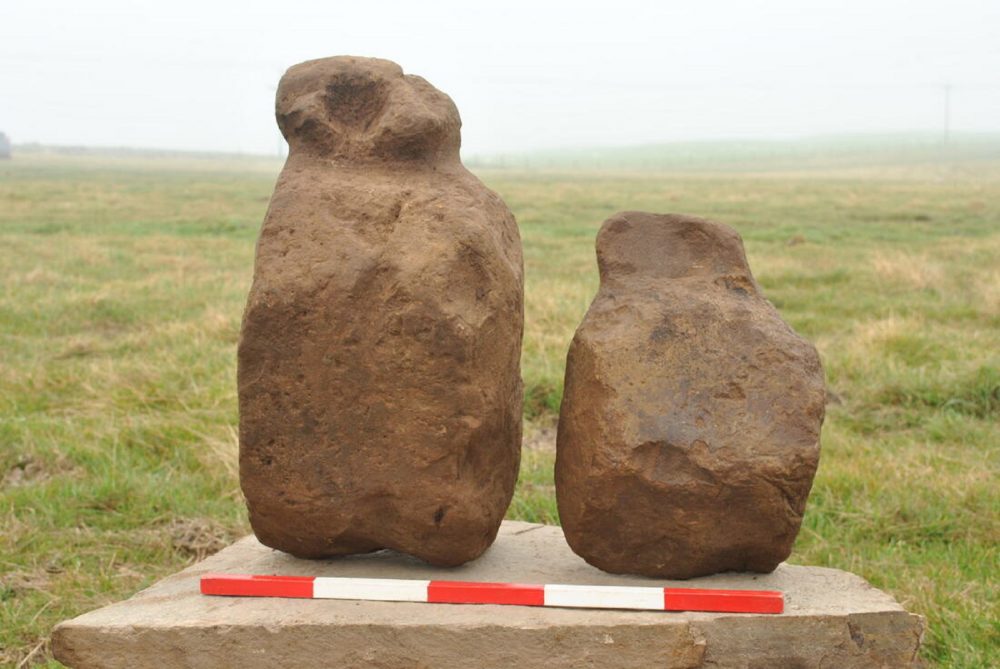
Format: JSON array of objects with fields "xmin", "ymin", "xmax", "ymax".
[{"xmin": 52, "ymin": 614, "xmax": 926, "ymax": 669}]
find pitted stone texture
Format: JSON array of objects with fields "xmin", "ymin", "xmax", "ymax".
[
  {"xmin": 238, "ymin": 56, "xmax": 524, "ymax": 566},
  {"xmin": 52, "ymin": 522, "xmax": 924, "ymax": 669},
  {"xmin": 556, "ymin": 212, "xmax": 826, "ymax": 579}
]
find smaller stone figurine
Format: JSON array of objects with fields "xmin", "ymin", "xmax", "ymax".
[{"xmin": 556, "ymin": 212, "xmax": 826, "ymax": 579}]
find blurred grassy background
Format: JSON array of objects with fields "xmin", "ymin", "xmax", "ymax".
[{"xmin": 1, "ymin": 145, "xmax": 997, "ymax": 667}]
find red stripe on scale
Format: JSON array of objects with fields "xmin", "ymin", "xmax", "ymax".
[
  {"xmin": 428, "ymin": 580, "xmax": 545, "ymax": 606},
  {"xmin": 200, "ymin": 573, "xmax": 315, "ymax": 598},
  {"xmin": 664, "ymin": 587, "xmax": 784, "ymax": 614}
]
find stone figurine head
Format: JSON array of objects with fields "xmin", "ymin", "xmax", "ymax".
[
  {"xmin": 596, "ymin": 212, "xmax": 760, "ymax": 292},
  {"xmin": 275, "ymin": 56, "xmax": 462, "ymax": 165}
]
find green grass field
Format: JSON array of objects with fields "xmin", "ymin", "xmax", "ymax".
[{"xmin": 1, "ymin": 148, "xmax": 997, "ymax": 667}]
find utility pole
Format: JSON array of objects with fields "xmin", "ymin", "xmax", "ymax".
[{"xmin": 942, "ymin": 83, "xmax": 952, "ymax": 146}]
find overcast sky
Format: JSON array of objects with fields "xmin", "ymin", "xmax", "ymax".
[{"xmin": 2, "ymin": 0, "xmax": 999, "ymax": 156}]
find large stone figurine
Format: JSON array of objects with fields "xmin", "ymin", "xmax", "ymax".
[
  {"xmin": 239, "ymin": 57, "xmax": 524, "ymax": 566},
  {"xmin": 556, "ymin": 212, "xmax": 825, "ymax": 578}
]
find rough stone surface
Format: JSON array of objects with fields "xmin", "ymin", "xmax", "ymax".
[
  {"xmin": 52, "ymin": 521, "xmax": 924, "ymax": 669},
  {"xmin": 238, "ymin": 56, "xmax": 524, "ymax": 566},
  {"xmin": 556, "ymin": 212, "xmax": 826, "ymax": 579}
]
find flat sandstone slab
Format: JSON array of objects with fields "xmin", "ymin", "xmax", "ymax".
[{"xmin": 53, "ymin": 521, "xmax": 923, "ymax": 668}]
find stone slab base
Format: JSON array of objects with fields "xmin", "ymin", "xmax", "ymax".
[{"xmin": 52, "ymin": 521, "xmax": 924, "ymax": 668}]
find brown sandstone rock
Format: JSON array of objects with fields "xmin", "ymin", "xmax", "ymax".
[
  {"xmin": 238, "ymin": 56, "xmax": 524, "ymax": 566},
  {"xmin": 555, "ymin": 212, "xmax": 825, "ymax": 578}
]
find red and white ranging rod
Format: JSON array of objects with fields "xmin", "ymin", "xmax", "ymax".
[{"xmin": 200, "ymin": 573, "xmax": 783, "ymax": 614}]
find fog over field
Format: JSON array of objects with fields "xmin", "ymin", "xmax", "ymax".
[{"xmin": 2, "ymin": 0, "xmax": 1000, "ymax": 156}]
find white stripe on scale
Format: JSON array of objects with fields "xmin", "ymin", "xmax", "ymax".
[
  {"xmin": 543, "ymin": 584, "xmax": 664, "ymax": 610},
  {"xmin": 312, "ymin": 577, "xmax": 430, "ymax": 602}
]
